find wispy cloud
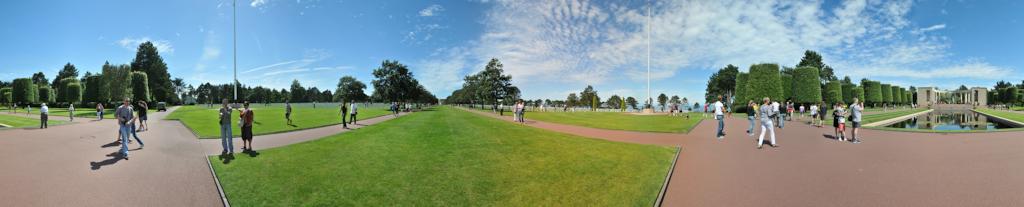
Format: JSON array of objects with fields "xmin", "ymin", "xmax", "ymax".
[
  {"xmin": 250, "ymin": 0, "xmax": 267, "ymax": 8},
  {"xmin": 912, "ymin": 24, "xmax": 947, "ymax": 35},
  {"xmin": 117, "ymin": 37, "xmax": 174, "ymax": 54},
  {"xmin": 419, "ymin": 4, "xmax": 444, "ymax": 17},
  {"xmin": 194, "ymin": 31, "xmax": 222, "ymax": 72}
]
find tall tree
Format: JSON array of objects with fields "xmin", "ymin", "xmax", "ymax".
[
  {"xmin": 880, "ymin": 83, "xmax": 892, "ymax": 104},
  {"xmin": 796, "ymin": 50, "xmax": 836, "ymax": 84},
  {"xmin": 32, "ymin": 72, "xmax": 48, "ymax": 86},
  {"xmin": 102, "ymin": 63, "xmax": 134, "ymax": 102},
  {"xmin": 579, "ymin": 85, "xmax": 600, "ymax": 110},
  {"xmin": 131, "ymin": 72, "xmax": 151, "ymax": 102},
  {"xmin": 566, "ymin": 93, "xmax": 579, "ymax": 108},
  {"xmin": 625, "ymin": 96, "xmax": 637, "ymax": 110},
  {"xmin": 733, "ymin": 72, "xmax": 750, "ymax": 111},
  {"xmin": 745, "ymin": 63, "xmax": 783, "ymax": 103},
  {"xmin": 130, "ymin": 41, "xmax": 174, "ymax": 102},
  {"xmin": 657, "ymin": 93, "xmax": 668, "ymax": 111},
  {"xmin": 334, "ymin": 76, "xmax": 368, "ymax": 103},
  {"xmin": 705, "ymin": 64, "xmax": 739, "ymax": 104},
  {"xmin": 606, "ymin": 95, "xmax": 623, "ymax": 110},
  {"xmin": 290, "ymin": 79, "xmax": 305, "ymax": 102},
  {"xmin": 53, "ymin": 62, "xmax": 79, "ymax": 103},
  {"xmin": 792, "ymin": 66, "xmax": 822, "ymax": 104},
  {"xmin": 371, "ymin": 60, "xmax": 420, "ymax": 103},
  {"xmin": 12, "ymin": 78, "xmax": 37, "ymax": 105},
  {"xmin": 825, "ymin": 80, "xmax": 842, "ymax": 105}
]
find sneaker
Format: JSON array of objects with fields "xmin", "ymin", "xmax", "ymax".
[
  {"xmin": 757, "ymin": 145, "xmax": 763, "ymax": 149},
  {"xmin": 771, "ymin": 144, "xmax": 779, "ymax": 148},
  {"xmin": 852, "ymin": 140, "xmax": 862, "ymax": 144}
]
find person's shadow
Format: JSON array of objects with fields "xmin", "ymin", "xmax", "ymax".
[
  {"xmin": 90, "ymin": 152, "xmax": 125, "ymax": 170},
  {"xmin": 218, "ymin": 153, "xmax": 235, "ymax": 164},
  {"xmin": 243, "ymin": 150, "xmax": 260, "ymax": 158},
  {"xmin": 101, "ymin": 140, "xmax": 120, "ymax": 148},
  {"xmin": 822, "ymin": 134, "xmax": 839, "ymax": 140}
]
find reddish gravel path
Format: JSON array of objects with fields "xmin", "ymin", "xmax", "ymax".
[{"xmin": 464, "ymin": 107, "xmax": 1024, "ymax": 207}]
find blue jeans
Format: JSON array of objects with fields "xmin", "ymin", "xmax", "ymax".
[
  {"xmin": 119, "ymin": 125, "xmax": 131, "ymax": 156},
  {"xmin": 747, "ymin": 116, "xmax": 755, "ymax": 133},
  {"xmin": 131, "ymin": 123, "xmax": 144, "ymax": 146},
  {"xmin": 220, "ymin": 124, "xmax": 233, "ymax": 153},
  {"xmin": 778, "ymin": 113, "xmax": 785, "ymax": 128},
  {"xmin": 716, "ymin": 115, "xmax": 725, "ymax": 137}
]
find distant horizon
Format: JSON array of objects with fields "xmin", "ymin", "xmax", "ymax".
[{"xmin": 2, "ymin": 0, "xmax": 1023, "ymax": 102}]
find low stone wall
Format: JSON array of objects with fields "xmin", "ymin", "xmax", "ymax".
[{"xmin": 864, "ymin": 109, "xmax": 934, "ymax": 127}]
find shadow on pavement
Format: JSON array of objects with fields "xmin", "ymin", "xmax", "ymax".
[
  {"xmin": 90, "ymin": 152, "xmax": 125, "ymax": 170},
  {"xmin": 101, "ymin": 141, "xmax": 120, "ymax": 148}
]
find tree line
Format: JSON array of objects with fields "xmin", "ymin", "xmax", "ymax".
[{"xmin": 708, "ymin": 50, "xmax": 915, "ymax": 112}]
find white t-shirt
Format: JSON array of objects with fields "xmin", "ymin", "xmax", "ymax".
[
  {"xmin": 772, "ymin": 102, "xmax": 780, "ymax": 114},
  {"xmin": 810, "ymin": 105, "xmax": 819, "ymax": 115},
  {"xmin": 713, "ymin": 101, "xmax": 724, "ymax": 116}
]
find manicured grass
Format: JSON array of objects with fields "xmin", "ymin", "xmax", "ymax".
[
  {"xmin": 1011, "ymin": 106, "xmax": 1024, "ymax": 111},
  {"xmin": 472, "ymin": 107, "xmax": 703, "ymax": 133},
  {"xmin": 976, "ymin": 108, "xmax": 1024, "ymax": 123},
  {"xmin": 167, "ymin": 104, "xmax": 391, "ymax": 138},
  {"xmin": 209, "ymin": 107, "xmax": 676, "ymax": 206},
  {"xmin": 0, "ymin": 114, "xmax": 66, "ymax": 128}
]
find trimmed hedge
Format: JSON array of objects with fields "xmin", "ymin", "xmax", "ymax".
[
  {"xmin": 825, "ymin": 80, "xmax": 843, "ymax": 105},
  {"xmin": 745, "ymin": 63, "xmax": 783, "ymax": 103},
  {"xmin": 792, "ymin": 66, "xmax": 821, "ymax": 104}
]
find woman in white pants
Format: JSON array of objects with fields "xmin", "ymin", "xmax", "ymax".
[{"xmin": 758, "ymin": 97, "xmax": 778, "ymax": 149}]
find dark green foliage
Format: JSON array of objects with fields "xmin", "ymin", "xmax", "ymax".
[
  {"xmin": 825, "ymin": 80, "xmax": 842, "ymax": 105},
  {"xmin": 880, "ymin": 84, "xmax": 892, "ymax": 104},
  {"xmin": 131, "ymin": 42, "xmax": 175, "ymax": 102},
  {"xmin": 131, "ymin": 71, "xmax": 151, "ymax": 102},
  {"xmin": 12, "ymin": 78, "xmax": 36, "ymax": 104},
  {"xmin": 852, "ymin": 86, "xmax": 865, "ymax": 103},
  {"xmin": 841, "ymin": 82, "xmax": 854, "ymax": 104},
  {"xmin": 657, "ymin": 93, "xmax": 667, "ymax": 111},
  {"xmin": 65, "ymin": 83, "xmax": 82, "ymax": 104},
  {"xmin": 705, "ymin": 64, "xmax": 739, "ymax": 103},
  {"xmin": 334, "ymin": 76, "xmax": 369, "ymax": 103},
  {"xmin": 580, "ymin": 85, "xmax": 600, "ymax": 110},
  {"xmin": 0, "ymin": 87, "xmax": 12, "ymax": 104},
  {"xmin": 83, "ymin": 75, "xmax": 103, "ymax": 104},
  {"xmin": 38, "ymin": 86, "xmax": 54, "ymax": 104},
  {"xmin": 780, "ymin": 74, "xmax": 793, "ymax": 101},
  {"xmin": 745, "ymin": 63, "xmax": 783, "ymax": 102},
  {"xmin": 733, "ymin": 72, "xmax": 749, "ymax": 111},
  {"xmin": 791, "ymin": 66, "xmax": 821, "ymax": 104}
]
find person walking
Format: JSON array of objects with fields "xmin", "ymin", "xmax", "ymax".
[
  {"xmin": 809, "ymin": 103, "xmax": 819, "ymax": 126},
  {"xmin": 713, "ymin": 95, "xmax": 726, "ymax": 140},
  {"xmin": 219, "ymin": 99, "xmax": 234, "ymax": 155},
  {"xmin": 773, "ymin": 101, "xmax": 783, "ymax": 129},
  {"xmin": 137, "ymin": 101, "xmax": 148, "ymax": 131},
  {"xmin": 391, "ymin": 102, "xmax": 399, "ymax": 118},
  {"xmin": 757, "ymin": 97, "xmax": 777, "ymax": 149},
  {"xmin": 849, "ymin": 98, "xmax": 863, "ymax": 144},
  {"xmin": 129, "ymin": 103, "xmax": 144, "ymax": 149},
  {"xmin": 834, "ymin": 103, "xmax": 847, "ymax": 141},
  {"xmin": 115, "ymin": 98, "xmax": 134, "ymax": 159},
  {"xmin": 799, "ymin": 104, "xmax": 805, "ymax": 118},
  {"xmin": 39, "ymin": 103, "xmax": 49, "ymax": 129},
  {"xmin": 284, "ymin": 101, "xmax": 293, "ymax": 125},
  {"xmin": 340, "ymin": 102, "xmax": 348, "ymax": 129},
  {"xmin": 518, "ymin": 100, "xmax": 526, "ymax": 123},
  {"xmin": 818, "ymin": 101, "xmax": 828, "ymax": 128},
  {"xmin": 349, "ymin": 101, "xmax": 359, "ymax": 125},
  {"xmin": 96, "ymin": 103, "xmax": 104, "ymax": 121},
  {"xmin": 239, "ymin": 101, "xmax": 254, "ymax": 152},
  {"xmin": 69, "ymin": 104, "xmax": 75, "ymax": 122},
  {"xmin": 746, "ymin": 100, "xmax": 756, "ymax": 136}
]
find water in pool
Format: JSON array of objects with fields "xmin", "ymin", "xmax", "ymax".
[{"xmin": 886, "ymin": 110, "xmax": 1016, "ymax": 131}]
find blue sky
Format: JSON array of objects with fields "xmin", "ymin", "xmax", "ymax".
[{"xmin": 1, "ymin": 0, "xmax": 1022, "ymax": 103}]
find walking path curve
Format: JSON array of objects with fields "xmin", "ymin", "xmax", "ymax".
[
  {"xmin": 0, "ymin": 106, "xmax": 407, "ymax": 206},
  {"xmin": 462, "ymin": 107, "xmax": 1024, "ymax": 207}
]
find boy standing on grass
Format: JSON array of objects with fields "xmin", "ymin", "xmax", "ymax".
[
  {"xmin": 219, "ymin": 99, "xmax": 234, "ymax": 155},
  {"xmin": 239, "ymin": 101, "xmax": 254, "ymax": 152}
]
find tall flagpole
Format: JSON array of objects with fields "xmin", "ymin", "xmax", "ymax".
[
  {"xmin": 646, "ymin": 0, "xmax": 651, "ymax": 109},
  {"xmin": 233, "ymin": 0, "xmax": 238, "ymax": 100}
]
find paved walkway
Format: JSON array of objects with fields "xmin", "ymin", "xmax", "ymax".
[
  {"xmin": 0, "ymin": 106, "xmax": 407, "ymax": 206},
  {"xmin": 464, "ymin": 108, "xmax": 1024, "ymax": 207}
]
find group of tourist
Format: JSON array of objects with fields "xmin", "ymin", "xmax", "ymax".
[
  {"xmin": 114, "ymin": 99, "xmax": 150, "ymax": 159},
  {"xmin": 219, "ymin": 99, "xmax": 257, "ymax": 155},
  {"xmin": 715, "ymin": 95, "xmax": 867, "ymax": 149}
]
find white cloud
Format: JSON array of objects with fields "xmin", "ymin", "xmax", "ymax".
[
  {"xmin": 117, "ymin": 37, "xmax": 174, "ymax": 54},
  {"xmin": 912, "ymin": 24, "xmax": 946, "ymax": 35},
  {"xmin": 845, "ymin": 60, "xmax": 1013, "ymax": 80},
  {"xmin": 416, "ymin": 47, "xmax": 473, "ymax": 96},
  {"xmin": 251, "ymin": 0, "xmax": 267, "ymax": 8},
  {"xmin": 194, "ymin": 31, "xmax": 222, "ymax": 72},
  {"xmin": 419, "ymin": 4, "xmax": 444, "ymax": 17}
]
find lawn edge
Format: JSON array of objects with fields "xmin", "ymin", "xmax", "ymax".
[
  {"xmin": 653, "ymin": 146, "xmax": 681, "ymax": 207},
  {"xmin": 205, "ymin": 156, "xmax": 230, "ymax": 207}
]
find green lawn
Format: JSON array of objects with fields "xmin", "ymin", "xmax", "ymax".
[
  {"xmin": 167, "ymin": 104, "xmax": 391, "ymax": 138},
  {"xmin": 0, "ymin": 114, "xmax": 66, "ymax": 128},
  {"xmin": 210, "ymin": 107, "xmax": 675, "ymax": 206},
  {"xmin": 1011, "ymin": 106, "xmax": 1024, "ymax": 111},
  {"xmin": 472, "ymin": 107, "xmax": 703, "ymax": 133},
  {"xmin": 976, "ymin": 108, "xmax": 1024, "ymax": 123}
]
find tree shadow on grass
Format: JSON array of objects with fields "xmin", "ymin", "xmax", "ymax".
[{"xmin": 90, "ymin": 152, "xmax": 125, "ymax": 170}]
